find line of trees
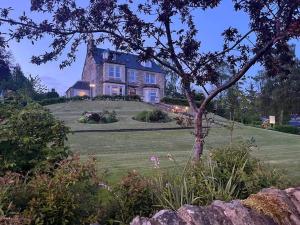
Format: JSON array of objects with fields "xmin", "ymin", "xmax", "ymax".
[{"xmin": 0, "ymin": 46, "xmax": 59, "ymax": 101}]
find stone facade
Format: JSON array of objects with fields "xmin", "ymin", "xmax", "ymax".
[{"xmin": 81, "ymin": 48, "xmax": 165, "ymax": 103}]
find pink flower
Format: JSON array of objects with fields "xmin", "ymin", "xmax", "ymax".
[{"xmin": 150, "ymin": 155, "xmax": 160, "ymax": 168}]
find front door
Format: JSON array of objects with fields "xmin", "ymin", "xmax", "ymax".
[{"xmin": 149, "ymin": 91, "xmax": 157, "ymax": 102}]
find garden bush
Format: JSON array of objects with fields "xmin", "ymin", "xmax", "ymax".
[
  {"xmin": 93, "ymin": 94, "xmax": 141, "ymax": 102},
  {"xmin": 78, "ymin": 110, "xmax": 118, "ymax": 124},
  {"xmin": 39, "ymin": 95, "xmax": 142, "ymax": 106},
  {"xmin": 134, "ymin": 109, "xmax": 171, "ymax": 123},
  {"xmin": 1, "ymin": 157, "xmax": 104, "ymax": 225},
  {"xmin": 112, "ymin": 171, "xmax": 156, "ymax": 224},
  {"xmin": 272, "ymin": 125, "xmax": 299, "ymax": 134},
  {"xmin": 0, "ymin": 103, "xmax": 70, "ymax": 175},
  {"xmin": 152, "ymin": 142, "xmax": 289, "ymax": 209}
]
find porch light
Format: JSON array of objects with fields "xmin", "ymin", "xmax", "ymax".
[{"xmin": 89, "ymin": 83, "xmax": 96, "ymax": 88}]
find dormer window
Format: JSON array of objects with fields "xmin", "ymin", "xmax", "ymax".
[
  {"xmin": 142, "ymin": 61, "xmax": 152, "ymax": 68},
  {"xmin": 103, "ymin": 51, "xmax": 109, "ymax": 59}
]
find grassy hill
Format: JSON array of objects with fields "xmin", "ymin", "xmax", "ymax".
[{"xmin": 47, "ymin": 100, "xmax": 300, "ymax": 183}]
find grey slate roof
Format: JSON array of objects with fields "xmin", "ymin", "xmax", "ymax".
[
  {"xmin": 92, "ymin": 48, "xmax": 164, "ymax": 74},
  {"xmin": 70, "ymin": 81, "xmax": 90, "ymax": 90}
]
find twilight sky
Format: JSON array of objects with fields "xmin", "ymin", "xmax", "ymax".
[{"xmin": 0, "ymin": 0, "xmax": 299, "ymax": 95}]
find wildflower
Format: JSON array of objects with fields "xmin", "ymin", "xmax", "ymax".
[
  {"xmin": 150, "ymin": 155, "xmax": 160, "ymax": 168},
  {"xmin": 167, "ymin": 153, "xmax": 174, "ymax": 161}
]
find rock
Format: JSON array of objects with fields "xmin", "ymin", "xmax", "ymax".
[{"xmin": 130, "ymin": 187, "xmax": 300, "ymax": 225}]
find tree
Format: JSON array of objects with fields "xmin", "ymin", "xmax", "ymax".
[
  {"xmin": 0, "ymin": 1, "xmax": 299, "ymax": 160},
  {"xmin": 258, "ymin": 57, "xmax": 300, "ymax": 124},
  {"xmin": 0, "ymin": 46, "xmax": 12, "ymax": 91}
]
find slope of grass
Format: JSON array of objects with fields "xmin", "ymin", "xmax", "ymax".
[
  {"xmin": 48, "ymin": 101, "xmax": 300, "ymax": 183},
  {"xmin": 48, "ymin": 100, "xmax": 180, "ymax": 130}
]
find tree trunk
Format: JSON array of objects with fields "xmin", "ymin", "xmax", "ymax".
[{"xmin": 193, "ymin": 109, "xmax": 204, "ymax": 161}]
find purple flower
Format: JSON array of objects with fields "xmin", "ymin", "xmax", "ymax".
[{"xmin": 150, "ymin": 155, "xmax": 160, "ymax": 168}]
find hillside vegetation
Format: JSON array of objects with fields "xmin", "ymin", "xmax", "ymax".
[{"xmin": 47, "ymin": 100, "xmax": 300, "ymax": 182}]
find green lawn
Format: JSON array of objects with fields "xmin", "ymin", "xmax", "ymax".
[{"xmin": 48, "ymin": 100, "xmax": 300, "ymax": 183}]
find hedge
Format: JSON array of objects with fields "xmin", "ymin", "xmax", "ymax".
[
  {"xmin": 38, "ymin": 95, "xmax": 141, "ymax": 106},
  {"xmin": 272, "ymin": 125, "xmax": 300, "ymax": 135}
]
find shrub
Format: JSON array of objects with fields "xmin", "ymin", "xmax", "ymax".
[
  {"xmin": 0, "ymin": 103, "xmax": 70, "ymax": 175},
  {"xmin": 152, "ymin": 142, "xmax": 289, "ymax": 209},
  {"xmin": 93, "ymin": 95, "xmax": 141, "ymax": 102},
  {"xmin": 79, "ymin": 111, "xmax": 118, "ymax": 124},
  {"xmin": 112, "ymin": 171, "xmax": 156, "ymax": 224},
  {"xmin": 134, "ymin": 109, "xmax": 171, "ymax": 123},
  {"xmin": 272, "ymin": 125, "xmax": 299, "ymax": 134},
  {"xmin": 1, "ymin": 157, "xmax": 103, "ymax": 225}
]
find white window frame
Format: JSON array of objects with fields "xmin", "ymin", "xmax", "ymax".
[
  {"xmin": 108, "ymin": 65, "xmax": 121, "ymax": 80},
  {"xmin": 128, "ymin": 70, "xmax": 136, "ymax": 83},
  {"xmin": 115, "ymin": 66, "xmax": 121, "ymax": 79},
  {"xmin": 145, "ymin": 73, "xmax": 156, "ymax": 84}
]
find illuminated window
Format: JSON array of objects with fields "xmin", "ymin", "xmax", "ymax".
[{"xmin": 78, "ymin": 91, "xmax": 86, "ymax": 97}]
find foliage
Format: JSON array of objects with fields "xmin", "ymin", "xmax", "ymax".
[
  {"xmin": 257, "ymin": 53, "xmax": 300, "ymax": 124},
  {"xmin": 1, "ymin": 157, "xmax": 103, "ymax": 225},
  {"xmin": 134, "ymin": 109, "xmax": 171, "ymax": 123},
  {"xmin": 174, "ymin": 115, "xmax": 193, "ymax": 127},
  {"xmin": 1, "ymin": 0, "xmax": 299, "ymax": 159},
  {"xmin": 93, "ymin": 95, "xmax": 141, "ymax": 102},
  {"xmin": 272, "ymin": 125, "xmax": 299, "ymax": 135},
  {"xmin": 112, "ymin": 171, "xmax": 156, "ymax": 224},
  {"xmin": 39, "ymin": 95, "xmax": 141, "ymax": 106},
  {"xmin": 152, "ymin": 142, "xmax": 289, "ymax": 210},
  {"xmin": 78, "ymin": 110, "xmax": 118, "ymax": 124},
  {"xmin": 33, "ymin": 89, "xmax": 60, "ymax": 101},
  {"xmin": 0, "ymin": 103, "xmax": 70, "ymax": 175}
]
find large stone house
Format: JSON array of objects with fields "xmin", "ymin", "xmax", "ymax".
[{"xmin": 78, "ymin": 45, "xmax": 165, "ymax": 103}]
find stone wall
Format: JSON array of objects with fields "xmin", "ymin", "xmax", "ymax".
[{"xmin": 131, "ymin": 187, "xmax": 300, "ymax": 225}]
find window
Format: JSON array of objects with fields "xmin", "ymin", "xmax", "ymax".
[
  {"xmin": 149, "ymin": 90, "xmax": 157, "ymax": 102},
  {"xmin": 128, "ymin": 70, "xmax": 136, "ymax": 83},
  {"xmin": 145, "ymin": 73, "xmax": 156, "ymax": 84},
  {"xmin": 108, "ymin": 65, "xmax": 121, "ymax": 79},
  {"xmin": 142, "ymin": 61, "xmax": 152, "ymax": 68},
  {"xmin": 111, "ymin": 86, "xmax": 120, "ymax": 96},
  {"xmin": 115, "ymin": 66, "xmax": 121, "ymax": 79},
  {"xmin": 109, "ymin": 66, "xmax": 114, "ymax": 78}
]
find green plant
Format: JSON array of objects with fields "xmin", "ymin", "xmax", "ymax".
[
  {"xmin": 79, "ymin": 110, "xmax": 118, "ymax": 124},
  {"xmin": 112, "ymin": 171, "xmax": 156, "ymax": 224},
  {"xmin": 152, "ymin": 142, "xmax": 289, "ymax": 209},
  {"xmin": 272, "ymin": 125, "xmax": 299, "ymax": 135},
  {"xmin": 134, "ymin": 109, "xmax": 171, "ymax": 123},
  {"xmin": 0, "ymin": 103, "xmax": 70, "ymax": 175},
  {"xmin": 0, "ymin": 157, "xmax": 103, "ymax": 225}
]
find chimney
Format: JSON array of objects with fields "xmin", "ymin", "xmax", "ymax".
[{"xmin": 87, "ymin": 34, "xmax": 95, "ymax": 55}]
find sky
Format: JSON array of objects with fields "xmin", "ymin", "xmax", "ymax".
[{"xmin": 0, "ymin": 0, "xmax": 299, "ymax": 95}]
